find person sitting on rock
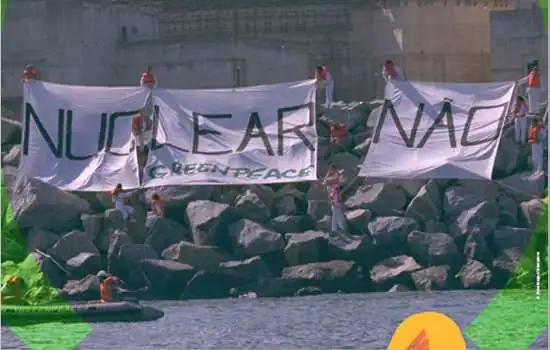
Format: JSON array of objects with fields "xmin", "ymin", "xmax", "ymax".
[
  {"xmin": 111, "ymin": 184, "xmax": 135, "ymax": 224},
  {"xmin": 320, "ymin": 165, "xmax": 350, "ymax": 241},
  {"xmin": 511, "ymin": 95, "xmax": 529, "ymax": 145},
  {"xmin": 149, "ymin": 193, "xmax": 165, "ymax": 218},
  {"xmin": 1, "ymin": 276, "xmax": 25, "ymax": 305},
  {"xmin": 528, "ymin": 118, "xmax": 546, "ymax": 173},
  {"xmin": 22, "ymin": 64, "xmax": 40, "ymax": 81},
  {"xmin": 140, "ymin": 66, "xmax": 157, "ymax": 88},
  {"xmin": 315, "ymin": 65, "xmax": 334, "ymax": 108}
]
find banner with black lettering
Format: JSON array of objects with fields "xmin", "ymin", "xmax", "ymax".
[
  {"xmin": 20, "ymin": 81, "xmax": 150, "ymax": 191},
  {"xmin": 359, "ymin": 80, "xmax": 516, "ymax": 179},
  {"xmin": 143, "ymin": 80, "xmax": 317, "ymax": 186}
]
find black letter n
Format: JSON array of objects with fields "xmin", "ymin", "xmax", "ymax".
[{"xmin": 23, "ymin": 103, "xmax": 64, "ymax": 157}]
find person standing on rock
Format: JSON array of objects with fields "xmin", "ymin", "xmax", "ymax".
[
  {"xmin": 511, "ymin": 95, "xmax": 529, "ymax": 145},
  {"xmin": 528, "ymin": 118, "xmax": 546, "ymax": 173},
  {"xmin": 149, "ymin": 193, "xmax": 165, "ymax": 218},
  {"xmin": 315, "ymin": 65, "xmax": 334, "ymax": 108},
  {"xmin": 320, "ymin": 165, "xmax": 350, "ymax": 240},
  {"xmin": 111, "ymin": 184, "xmax": 135, "ymax": 225},
  {"xmin": 518, "ymin": 63, "xmax": 544, "ymax": 116}
]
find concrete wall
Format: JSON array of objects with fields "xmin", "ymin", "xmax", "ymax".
[{"xmin": 1, "ymin": 0, "xmax": 529, "ymax": 108}]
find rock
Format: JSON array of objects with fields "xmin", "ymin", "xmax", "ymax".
[
  {"xmin": 456, "ymin": 260, "xmax": 492, "ymax": 289},
  {"xmin": 80, "ymin": 213, "xmax": 104, "ymax": 242},
  {"xmin": 368, "ymin": 216, "xmax": 418, "ymax": 252},
  {"xmin": 493, "ymin": 126, "xmax": 527, "ymax": 176},
  {"xmin": 60, "ymin": 275, "xmax": 100, "ymax": 301},
  {"xmin": 30, "ymin": 252, "xmax": 67, "ymax": 288},
  {"xmin": 269, "ymin": 215, "xmax": 313, "ymax": 233},
  {"xmin": 248, "ymin": 185, "xmax": 276, "ymax": 210},
  {"xmin": 8, "ymin": 177, "xmax": 90, "ymax": 233},
  {"xmin": 307, "ymin": 200, "xmax": 331, "ymax": 221},
  {"xmin": 26, "ymin": 228, "xmax": 59, "ymax": 253},
  {"xmin": 234, "ymin": 190, "xmax": 270, "ymax": 223},
  {"xmin": 327, "ymin": 235, "xmax": 373, "ymax": 266},
  {"xmin": 48, "ymin": 231, "xmax": 100, "ymax": 263},
  {"xmin": 162, "ymin": 241, "xmax": 230, "ymax": 272},
  {"xmin": 346, "ymin": 183, "xmax": 407, "ymax": 216},
  {"xmin": 411, "ymin": 266, "xmax": 453, "ymax": 291},
  {"xmin": 519, "ymin": 198, "xmax": 545, "ymax": 228},
  {"xmin": 2, "ymin": 144, "xmax": 20, "ymax": 166},
  {"xmin": 228, "ymin": 219, "xmax": 284, "ymax": 257},
  {"xmin": 492, "ymin": 248, "xmax": 523, "ymax": 286},
  {"xmin": 218, "ymin": 256, "xmax": 271, "ymax": 281},
  {"xmin": 353, "ymin": 137, "xmax": 371, "ymax": 156},
  {"xmin": 65, "ymin": 252, "xmax": 102, "ymax": 279},
  {"xmin": 497, "ymin": 194, "xmax": 519, "ymax": 226},
  {"xmin": 405, "ymin": 180, "xmax": 441, "ymax": 223},
  {"xmin": 185, "ymin": 200, "xmax": 238, "ymax": 246},
  {"xmin": 1, "ymin": 117, "xmax": 22, "ymax": 146},
  {"xmin": 344, "ymin": 209, "xmax": 372, "ymax": 235},
  {"xmin": 406, "ymin": 231, "xmax": 462, "ymax": 270},
  {"xmin": 498, "ymin": 171, "xmax": 546, "ymax": 202},
  {"xmin": 369, "ymin": 255, "xmax": 422, "ymax": 290},
  {"xmin": 117, "ymin": 244, "xmax": 158, "ymax": 270},
  {"xmin": 307, "ymin": 183, "xmax": 329, "ymax": 201},
  {"xmin": 181, "ymin": 271, "xmax": 233, "ymax": 300},
  {"xmin": 463, "ymin": 233, "xmax": 493, "ymax": 266},
  {"xmin": 448, "ymin": 201, "xmax": 500, "ymax": 239},
  {"xmin": 104, "ymin": 230, "xmax": 134, "ymax": 275},
  {"xmin": 144, "ymin": 217, "xmax": 186, "ymax": 255},
  {"xmin": 103, "ymin": 209, "xmax": 125, "ymax": 230},
  {"xmin": 388, "ymin": 284, "xmax": 410, "ymax": 293},
  {"xmin": 284, "ymin": 231, "xmax": 329, "ymax": 266},
  {"xmin": 315, "ymin": 215, "xmax": 333, "ymax": 232},
  {"xmin": 295, "ymin": 286, "xmax": 323, "ymax": 296},
  {"xmin": 274, "ymin": 195, "xmax": 299, "ymax": 216},
  {"xmin": 140, "ymin": 259, "xmax": 197, "ymax": 299},
  {"xmin": 281, "ymin": 260, "xmax": 365, "ymax": 293},
  {"xmin": 492, "ymin": 227, "xmax": 532, "ymax": 251},
  {"xmin": 218, "ymin": 188, "xmax": 240, "ymax": 205},
  {"xmin": 443, "ymin": 186, "xmax": 496, "ymax": 221}
]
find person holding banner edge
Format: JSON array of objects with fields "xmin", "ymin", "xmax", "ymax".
[
  {"xmin": 511, "ymin": 95, "xmax": 529, "ymax": 145},
  {"xmin": 111, "ymin": 184, "xmax": 136, "ymax": 227}
]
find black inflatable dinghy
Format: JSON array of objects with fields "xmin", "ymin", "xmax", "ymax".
[{"xmin": 1, "ymin": 300, "xmax": 164, "ymax": 325}]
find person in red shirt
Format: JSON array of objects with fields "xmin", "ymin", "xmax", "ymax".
[
  {"xmin": 320, "ymin": 165, "xmax": 350, "ymax": 239},
  {"xmin": 315, "ymin": 65, "xmax": 334, "ymax": 107},
  {"xmin": 97, "ymin": 271, "xmax": 147, "ymax": 303},
  {"xmin": 382, "ymin": 60, "xmax": 405, "ymax": 82},
  {"xmin": 518, "ymin": 63, "xmax": 544, "ymax": 115},
  {"xmin": 132, "ymin": 114, "xmax": 146, "ymax": 152},
  {"xmin": 328, "ymin": 123, "xmax": 348, "ymax": 157},
  {"xmin": 528, "ymin": 118, "xmax": 546, "ymax": 173},
  {"xmin": 140, "ymin": 66, "xmax": 157, "ymax": 88},
  {"xmin": 22, "ymin": 65, "xmax": 40, "ymax": 81}
]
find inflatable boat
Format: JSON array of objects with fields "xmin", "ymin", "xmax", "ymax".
[{"xmin": 1, "ymin": 300, "xmax": 164, "ymax": 325}]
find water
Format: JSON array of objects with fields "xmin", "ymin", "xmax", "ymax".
[{"xmin": 2, "ymin": 291, "xmax": 548, "ymax": 349}]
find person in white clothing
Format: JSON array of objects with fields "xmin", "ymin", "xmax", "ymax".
[
  {"xmin": 111, "ymin": 184, "xmax": 135, "ymax": 222},
  {"xmin": 319, "ymin": 165, "xmax": 350, "ymax": 240},
  {"xmin": 511, "ymin": 96, "xmax": 529, "ymax": 145},
  {"xmin": 518, "ymin": 64, "xmax": 544, "ymax": 115},
  {"xmin": 315, "ymin": 65, "xmax": 334, "ymax": 107}
]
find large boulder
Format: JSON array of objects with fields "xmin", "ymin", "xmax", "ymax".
[
  {"xmin": 80, "ymin": 213, "xmax": 104, "ymax": 242},
  {"xmin": 492, "ymin": 248, "xmax": 523, "ymax": 286},
  {"xmin": 368, "ymin": 216, "xmax": 419, "ymax": 253},
  {"xmin": 181, "ymin": 271, "xmax": 234, "ymax": 300},
  {"xmin": 369, "ymin": 255, "xmax": 422, "ymax": 290},
  {"xmin": 218, "ymin": 256, "xmax": 272, "ymax": 281},
  {"xmin": 273, "ymin": 195, "xmax": 300, "ymax": 216},
  {"xmin": 144, "ymin": 217, "xmax": 187, "ymax": 255},
  {"xmin": 26, "ymin": 227, "xmax": 59, "ymax": 253},
  {"xmin": 185, "ymin": 200, "xmax": 239, "ymax": 246},
  {"xmin": 48, "ymin": 231, "xmax": 99, "ymax": 263},
  {"xmin": 493, "ymin": 126, "xmax": 527, "ymax": 176},
  {"xmin": 492, "ymin": 227, "xmax": 532, "ymax": 252},
  {"xmin": 162, "ymin": 241, "xmax": 231, "ymax": 272},
  {"xmin": 344, "ymin": 209, "xmax": 372, "ymax": 235},
  {"xmin": 30, "ymin": 252, "xmax": 67, "ymax": 288},
  {"xmin": 65, "ymin": 252, "xmax": 103, "ymax": 279},
  {"xmin": 1, "ymin": 117, "xmax": 22, "ymax": 146},
  {"xmin": 60, "ymin": 275, "xmax": 100, "ymax": 301},
  {"xmin": 407, "ymin": 231, "xmax": 462, "ymax": 270},
  {"xmin": 8, "ymin": 177, "xmax": 91, "ymax": 233},
  {"xmin": 519, "ymin": 198, "xmax": 545, "ymax": 228},
  {"xmin": 411, "ymin": 266, "xmax": 454, "ymax": 291},
  {"xmin": 405, "ymin": 180, "xmax": 442, "ymax": 224},
  {"xmin": 228, "ymin": 219, "xmax": 284, "ymax": 258},
  {"xmin": 283, "ymin": 231, "xmax": 329, "ymax": 266},
  {"xmin": 326, "ymin": 235, "xmax": 374, "ymax": 266},
  {"xmin": 117, "ymin": 244, "xmax": 158, "ymax": 270},
  {"xmin": 247, "ymin": 185, "xmax": 276, "ymax": 210},
  {"xmin": 448, "ymin": 201, "xmax": 500, "ymax": 240},
  {"xmin": 269, "ymin": 215, "xmax": 313, "ymax": 233},
  {"xmin": 497, "ymin": 194, "xmax": 519, "ymax": 226},
  {"xmin": 462, "ymin": 233, "xmax": 493, "ymax": 266},
  {"xmin": 307, "ymin": 200, "xmax": 331, "ymax": 221},
  {"xmin": 234, "ymin": 190, "xmax": 271, "ymax": 223},
  {"xmin": 281, "ymin": 260, "xmax": 365, "ymax": 293},
  {"xmin": 456, "ymin": 259, "xmax": 493, "ymax": 289},
  {"xmin": 140, "ymin": 259, "xmax": 197, "ymax": 299},
  {"xmin": 498, "ymin": 171, "xmax": 546, "ymax": 202},
  {"xmin": 346, "ymin": 183, "xmax": 407, "ymax": 216},
  {"xmin": 442, "ymin": 186, "xmax": 497, "ymax": 221}
]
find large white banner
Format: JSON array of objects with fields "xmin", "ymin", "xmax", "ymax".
[
  {"xmin": 20, "ymin": 81, "xmax": 150, "ymax": 191},
  {"xmin": 143, "ymin": 80, "xmax": 317, "ymax": 186},
  {"xmin": 359, "ymin": 80, "xmax": 516, "ymax": 179}
]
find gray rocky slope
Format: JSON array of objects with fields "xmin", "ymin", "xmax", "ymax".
[{"xmin": 0, "ymin": 101, "xmax": 547, "ymax": 300}]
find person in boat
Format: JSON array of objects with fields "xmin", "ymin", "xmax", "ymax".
[
  {"xmin": 149, "ymin": 193, "xmax": 165, "ymax": 218},
  {"xmin": 1, "ymin": 276, "xmax": 25, "ymax": 305},
  {"xmin": 315, "ymin": 65, "xmax": 334, "ymax": 108},
  {"xmin": 111, "ymin": 184, "xmax": 135, "ymax": 227},
  {"xmin": 511, "ymin": 95, "xmax": 529, "ymax": 145},
  {"xmin": 320, "ymin": 165, "xmax": 351, "ymax": 241},
  {"xmin": 97, "ymin": 271, "xmax": 147, "ymax": 303}
]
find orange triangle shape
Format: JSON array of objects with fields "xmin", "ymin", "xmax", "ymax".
[{"xmin": 406, "ymin": 329, "xmax": 429, "ymax": 350}]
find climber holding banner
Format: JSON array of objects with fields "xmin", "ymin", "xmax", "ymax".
[{"xmin": 518, "ymin": 62, "xmax": 544, "ymax": 116}]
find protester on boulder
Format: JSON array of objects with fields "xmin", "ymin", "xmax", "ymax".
[
  {"xmin": 518, "ymin": 63, "xmax": 544, "ymax": 116},
  {"xmin": 328, "ymin": 123, "xmax": 348, "ymax": 157},
  {"xmin": 22, "ymin": 64, "xmax": 40, "ymax": 81},
  {"xmin": 111, "ymin": 184, "xmax": 135, "ymax": 224},
  {"xmin": 320, "ymin": 165, "xmax": 350, "ymax": 241},
  {"xmin": 149, "ymin": 193, "xmax": 165, "ymax": 218},
  {"xmin": 382, "ymin": 60, "xmax": 405, "ymax": 82},
  {"xmin": 1, "ymin": 276, "xmax": 24, "ymax": 305},
  {"xmin": 140, "ymin": 66, "xmax": 157, "ymax": 88},
  {"xmin": 528, "ymin": 118, "xmax": 546, "ymax": 173},
  {"xmin": 511, "ymin": 95, "xmax": 529, "ymax": 145},
  {"xmin": 132, "ymin": 114, "xmax": 146, "ymax": 153},
  {"xmin": 315, "ymin": 65, "xmax": 334, "ymax": 108}
]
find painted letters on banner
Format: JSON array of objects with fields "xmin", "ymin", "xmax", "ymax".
[
  {"xmin": 20, "ymin": 81, "xmax": 150, "ymax": 191},
  {"xmin": 359, "ymin": 81, "xmax": 516, "ymax": 179},
  {"xmin": 143, "ymin": 80, "xmax": 317, "ymax": 186}
]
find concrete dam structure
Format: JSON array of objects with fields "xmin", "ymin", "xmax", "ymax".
[{"xmin": 1, "ymin": 0, "xmax": 544, "ymax": 113}]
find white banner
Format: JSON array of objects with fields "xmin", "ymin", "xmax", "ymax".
[
  {"xmin": 143, "ymin": 80, "xmax": 318, "ymax": 186},
  {"xmin": 19, "ymin": 81, "xmax": 150, "ymax": 191},
  {"xmin": 359, "ymin": 80, "xmax": 516, "ymax": 179}
]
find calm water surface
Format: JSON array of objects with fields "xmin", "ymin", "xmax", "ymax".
[{"xmin": 2, "ymin": 291, "xmax": 548, "ymax": 349}]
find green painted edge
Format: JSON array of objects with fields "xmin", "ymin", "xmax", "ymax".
[{"xmin": 465, "ymin": 4, "xmax": 549, "ymax": 346}]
